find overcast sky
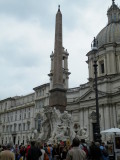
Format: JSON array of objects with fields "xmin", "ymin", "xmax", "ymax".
[{"xmin": 0, "ymin": 0, "xmax": 119, "ymax": 100}]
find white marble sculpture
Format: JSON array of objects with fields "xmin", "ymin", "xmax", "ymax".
[{"xmin": 38, "ymin": 107, "xmax": 88, "ymax": 143}]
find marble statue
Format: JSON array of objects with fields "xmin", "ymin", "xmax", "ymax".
[
  {"xmin": 38, "ymin": 108, "xmax": 74, "ymax": 143},
  {"xmin": 80, "ymin": 127, "xmax": 88, "ymax": 141},
  {"xmin": 38, "ymin": 107, "xmax": 89, "ymax": 143}
]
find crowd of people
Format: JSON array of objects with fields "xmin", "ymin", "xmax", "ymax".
[{"xmin": 0, "ymin": 138, "xmax": 110, "ymax": 160}]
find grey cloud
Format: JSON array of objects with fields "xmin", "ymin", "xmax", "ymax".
[
  {"xmin": 0, "ymin": 0, "xmax": 90, "ymax": 31},
  {"xmin": 0, "ymin": 0, "xmax": 119, "ymax": 100},
  {"xmin": 0, "ymin": 46, "xmax": 42, "ymax": 67},
  {"xmin": 0, "ymin": 0, "xmax": 56, "ymax": 30}
]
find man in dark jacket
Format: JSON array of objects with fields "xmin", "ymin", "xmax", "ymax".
[
  {"xmin": 89, "ymin": 142, "xmax": 102, "ymax": 160},
  {"xmin": 27, "ymin": 141, "xmax": 42, "ymax": 160}
]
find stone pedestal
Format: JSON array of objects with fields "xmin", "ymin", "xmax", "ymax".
[{"xmin": 49, "ymin": 88, "xmax": 67, "ymax": 112}]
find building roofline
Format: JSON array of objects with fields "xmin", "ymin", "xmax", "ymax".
[{"xmin": 33, "ymin": 83, "xmax": 50, "ymax": 91}]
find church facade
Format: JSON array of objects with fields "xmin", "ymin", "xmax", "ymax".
[{"xmin": 0, "ymin": 0, "xmax": 120, "ymax": 144}]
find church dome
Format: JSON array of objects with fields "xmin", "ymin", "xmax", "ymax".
[{"xmin": 96, "ymin": 0, "xmax": 120, "ymax": 48}]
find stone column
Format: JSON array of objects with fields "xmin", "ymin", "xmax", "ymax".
[
  {"xmin": 109, "ymin": 104, "xmax": 113, "ymax": 128},
  {"xmin": 111, "ymin": 52, "xmax": 116, "ymax": 74},
  {"xmin": 104, "ymin": 105, "xmax": 110, "ymax": 129},
  {"xmin": 106, "ymin": 52, "xmax": 110, "ymax": 74},
  {"xmin": 113, "ymin": 103, "xmax": 117, "ymax": 127},
  {"xmin": 80, "ymin": 108, "xmax": 84, "ymax": 129},
  {"xmin": 117, "ymin": 55, "xmax": 120, "ymax": 73},
  {"xmin": 83, "ymin": 108, "xmax": 89, "ymax": 129},
  {"xmin": 85, "ymin": 108, "xmax": 89, "ymax": 136},
  {"xmin": 100, "ymin": 105, "xmax": 106, "ymax": 140},
  {"xmin": 89, "ymin": 60, "xmax": 94, "ymax": 78},
  {"xmin": 64, "ymin": 57, "xmax": 68, "ymax": 69}
]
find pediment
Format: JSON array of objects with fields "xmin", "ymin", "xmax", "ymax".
[{"xmin": 79, "ymin": 88, "xmax": 107, "ymax": 101}]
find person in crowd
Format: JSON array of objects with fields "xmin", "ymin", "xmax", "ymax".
[
  {"xmin": 66, "ymin": 137, "xmax": 86, "ymax": 160},
  {"xmin": 17, "ymin": 151, "xmax": 23, "ymax": 160},
  {"xmin": 46, "ymin": 144, "xmax": 53, "ymax": 160},
  {"xmin": 15, "ymin": 144, "xmax": 19, "ymax": 160},
  {"xmin": 80, "ymin": 139, "xmax": 89, "ymax": 159},
  {"xmin": 100, "ymin": 142, "xmax": 109, "ymax": 160},
  {"xmin": 20, "ymin": 145, "xmax": 25, "ymax": 160},
  {"xmin": 39, "ymin": 145, "xmax": 45, "ymax": 160},
  {"xmin": 59, "ymin": 143, "xmax": 64, "ymax": 160},
  {"xmin": 42, "ymin": 143, "xmax": 49, "ymax": 160},
  {"xmin": 89, "ymin": 141, "xmax": 102, "ymax": 160},
  {"xmin": 0, "ymin": 145, "xmax": 3, "ymax": 152},
  {"xmin": 27, "ymin": 141, "xmax": 42, "ymax": 160},
  {"xmin": 2, "ymin": 145, "xmax": 6, "ymax": 151},
  {"xmin": 52, "ymin": 144, "xmax": 59, "ymax": 160},
  {"xmin": 44, "ymin": 151, "xmax": 49, "ymax": 160},
  {"xmin": 43, "ymin": 143, "xmax": 48, "ymax": 153},
  {"xmin": 25, "ymin": 142, "xmax": 31, "ymax": 160},
  {"xmin": 0, "ymin": 143, "xmax": 15, "ymax": 160},
  {"xmin": 19, "ymin": 143, "xmax": 23, "ymax": 150},
  {"xmin": 61, "ymin": 146, "xmax": 68, "ymax": 160},
  {"xmin": 10, "ymin": 144, "xmax": 15, "ymax": 153}
]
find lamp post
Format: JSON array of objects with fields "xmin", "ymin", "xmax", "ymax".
[{"xmin": 91, "ymin": 37, "xmax": 101, "ymax": 143}]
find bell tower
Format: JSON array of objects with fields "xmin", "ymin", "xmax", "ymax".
[{"xmin": 49, "ymin": 6, "xmax": 70, "ymax": 111}]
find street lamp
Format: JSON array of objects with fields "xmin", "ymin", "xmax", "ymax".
[{"xmin": 91, "ymin": 37, "xmax": 101, "ymax": 143}]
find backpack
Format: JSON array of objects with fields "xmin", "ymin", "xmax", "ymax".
[
  {"xmin": 47, "ymin": 147, "xmax": 51, "ymax": 154},
  {"xmin": 102, "ymin": 149, "xmax": 108, "ymax": 157},
  {"xmin": 82, "ymin": 145, "xmax": 88, "ymax": 156},
  {"xmin": 44, "ymin": 152, "xmax": 49, "ymax": 160}
]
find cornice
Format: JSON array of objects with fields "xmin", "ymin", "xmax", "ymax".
[
  {"xmin": 33, "ymin": 83, "xmax": 50, "ymax": 91},
  {"xmin": 0, "ymin": 97, "xmax": 15, "ymax": 103},
  {"xmin": 0, "ymin": 102, "xmax": 35, "ymax": 114},
  {"xmin": 35, "ymin": 95, "xmax": 49, "ymax": 101}
]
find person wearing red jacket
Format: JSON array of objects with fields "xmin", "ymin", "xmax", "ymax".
[{"xmin": 25, "ymin": 143, "xmax": 31, "ymax": 160}]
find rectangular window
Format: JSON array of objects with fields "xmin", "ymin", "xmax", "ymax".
[
  {"xmin": 6, "ymin": 126, "xmax": 8, "ymax": 132},
  {"xmin": 23, "ymin": 123, "xmax": 25, "ymax": 131},
  {"xmin": 101, "ymin": 63, "xmax": 104, "ymax": 73},
  {"xmin": 8, "ymin": 125, "xmax": 10, "ymax": 132},
  {"xmin": 28, "ymin": 112, "xmax": 30, "ymax": 118},
  {"xmin": 10, "ymin": 125, "xmax": 12, "ymax": 132},
  {"xmin": 19, "ymin": 124, "xmax": 21, "ymax": 131},
  {"xmin": 24, "ymin": 113, "xmax": 26, "ymax": 119},
  {"xmin": 3, "ymin": 126, "xmax": 5, "ymax": 132},
  {"xmin": 4, "ymin": 116, "xmax": 5, "ymax": 122},
  {"xmin": 14, "ymin": 124, "xmax": 16, "ymax": 131},
  {"xmin": 19, "ymin": 114, "xmax": 22, "ymax": 120},
  {"xmin": 28, "ymin": 123, "xmax": 30, "ymax": 130},
  {"xmin": 15, "ymin": 115, "xmax": 17, "ymax": 121},
  {"xmin": 7, "ymin": 116, "xmax": 9, "ymax": 122},
  {"xmin": 11, "ymin": 116, "xmax": 13, "ymax": 121},
  {"xmin": 99, "ymin": 60, "xmax": 105, "ymax": 74}
]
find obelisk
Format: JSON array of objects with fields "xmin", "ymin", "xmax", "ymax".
[{"xmin": 49, "ymin": 5, "xmax": 67, "ymax": 111}]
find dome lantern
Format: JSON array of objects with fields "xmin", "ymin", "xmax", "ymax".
[
  {"xmin": 107, "ymin": 0, "xmax": 120, "ymax": 24},
  {"xmin": 112, "ymin": 0, "xmax": 115, "ymax": 5}
]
